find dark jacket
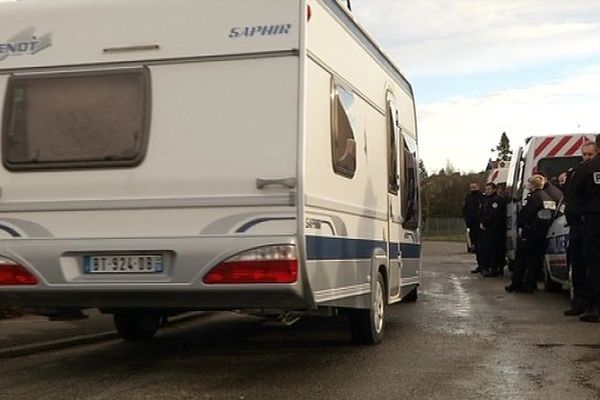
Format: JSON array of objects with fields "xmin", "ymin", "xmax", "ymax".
[
  {"xmin": 543, "ymin": 181, "xmax": 563, "ymax": 203},
  {"xmin": 563, "ymin": 164, "xmax": 583, "ymax": 226},
  {"xmin": 518, "ymin": 189, "xmax": 555, "ymax": 241},
  {"xmin": 573, "ymin": 153, "xmax": 600, "ymax": 214},
  {"xmin": 480, "ymin": 193, "xmax": 506, "ymax": 234},
  {"xmin": 463, "ymin": 191, "xmax": 483, "ymax": 229}
]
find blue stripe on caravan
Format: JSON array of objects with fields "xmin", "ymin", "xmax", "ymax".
[{"xmin": 306, "ymin": 236, "xmax": 421, "ymax": 261}]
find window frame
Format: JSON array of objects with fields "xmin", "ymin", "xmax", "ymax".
[{"xmin": 2, "ymin": 67, "xmax": 152, "ymax": 172}]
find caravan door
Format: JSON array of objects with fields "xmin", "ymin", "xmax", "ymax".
[{"xmin": 386, "ymin": 99, "xmax": 402, "ymax": 298}]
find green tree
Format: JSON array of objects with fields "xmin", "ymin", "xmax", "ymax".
[
  {"xmin": 421, "ymin": 170, "xmax": 486, "ymax": 219},
  {"xmin": 418, "ymin": 159, "xmax": 428, "ymax": 181},
  {"xmin": 492, "ymin": 132, "xmax": 512, "ymax": 161}
]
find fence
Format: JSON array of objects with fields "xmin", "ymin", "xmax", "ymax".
[{"xmin": 422, "ymin": 217, "xmax": 466, "ymax": 239}]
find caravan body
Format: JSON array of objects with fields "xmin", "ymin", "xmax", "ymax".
[
  {"xmin": 0, "ymin": 0, "xmax": 421, "ymax": 342},
  {"xmin": 505, "ymin": 134, "xmax": 594, "ymax": 263}
]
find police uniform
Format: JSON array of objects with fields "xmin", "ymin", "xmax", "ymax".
[
  {"xmin": 573, "ymin": 152, "xmax": 600, "ymax": 322},
  {"xmin": 563, "ymin": 165, "xmax": 587, "ymax": 314},
  {"xmin": 463, "ymin": 190, "xmax": 484, "ymax": 272},
  {"xmin": 506, "ymin": 189, "xmax": 555, "ymax": 292},
  {"xmin": 479, "ymin": 193, "xmax": 506, "ymax": 277}
]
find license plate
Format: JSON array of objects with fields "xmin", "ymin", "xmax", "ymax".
[{"xmin": 83, "ymin": 254, "xmax": 164, "ymax": 274}]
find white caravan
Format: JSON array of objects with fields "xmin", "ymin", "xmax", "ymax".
[
  {"xmin": 0, "ymin": 0, "xmax": 421, "ymax": 344},
  {"xmin": 505, "ymin": 134, "xmax": 594, "ymax": 264}
]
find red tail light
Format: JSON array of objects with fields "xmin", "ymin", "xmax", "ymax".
[
  {"xmin": 0, "ymin": 259, "xmax": 38, "ymax": 285},
  {"xmin": 307, "ymin": 5, "xmax": 312, "ymax": 21},
  {"xmin": 204, "ymin": 245, "xmax": 298, "ymax": 284}
]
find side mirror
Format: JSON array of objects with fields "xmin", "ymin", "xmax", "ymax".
[{"xmin": 537, "ymin": 209, "xmax": 553, "ymax": 221}]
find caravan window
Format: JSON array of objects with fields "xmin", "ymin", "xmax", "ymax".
[
  {"xmin": 387, "ymin": 101, "xmax": 399, "ymax": 194},
  {"xmin": 330, "ymin": 81, "xmax": 357, "ymax": 178},
  {"xmin": 3, "ymin": 68, "xmax": 150, "ymax": 171},
  {"xmin": 401, "ymin": 135, "xmax": 420, "ymax": 230}
]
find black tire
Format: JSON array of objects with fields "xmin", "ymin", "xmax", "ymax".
[
  {"xmin": 543, "ymin": 265, "xmax": 562, "ymax": 293},
  {"xmin": 349, "ymin": 272, "xmax": 385, "ymax": 345},
  {"xmin": 401, "ymin": 286, "xmax": 418, "ymax": 303},
  {"xmin": 114, "ymin": 312, "xmax": 160, "ymax": 342}
]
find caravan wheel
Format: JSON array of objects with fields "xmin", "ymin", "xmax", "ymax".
[
  {"xmin": 114, "ymin": 312, "xmax": 160, "ymax": 342},
  {"xmin": 349, "ymin": 272, "xmax": 385, "ymax": 345}
]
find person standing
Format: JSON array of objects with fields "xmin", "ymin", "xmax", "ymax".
[
  {"xmin": 543, "ymin": 176, "xmax": 564, "ymax": 204},
  {"xmin": 479, "ymin": 183, "xmax": 506, "ymax": 277},
  {"xmin": 505, "ymin": 175, "xmax": 556, "ymax": 293},
  {"xmin": 563, "ymin": 140, "xmax": 598, "ymax": 316},
  {"xmin": 463, "ymin": 182, "xmax": 484, "ymax": 273},
  {"xmin": 572, "ymin": 135, "xmax": 600, "ymax": 323}
]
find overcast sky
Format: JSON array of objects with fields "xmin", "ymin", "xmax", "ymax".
[{"xmin": 352, "ymin": 0, "xmax": 600, "ymax": 173}]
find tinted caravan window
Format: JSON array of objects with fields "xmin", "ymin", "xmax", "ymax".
[
  {"xmin": 401, "ymin": 135, "xmax": 420, "ymax": 230},
  {"xmin": 3, "ymin": 68, "xmax": 150, "ymax": 170},
  {"xmin": 387, "ymin": 101, "xmax": 399, "ymax": 194},
  {"xmin": 331, "ymin": 81, "xmax": 357, "ymax": 178}
]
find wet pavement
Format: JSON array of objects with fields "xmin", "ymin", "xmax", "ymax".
[
  {"xmin": 0, "ymin": 241, "xmax": 598, "ymax": 400},
  {"xmin": 0, "ymin": 310, "xmax": 114, "ymax": 351}
]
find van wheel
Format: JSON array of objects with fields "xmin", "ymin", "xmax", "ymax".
[
  {"xmin": 401, "ymin": 287, "xmax": 418, "ymax": 303},
  {"xmin": 349, "ymin": 272, "xmax": 385, "ymax": 345},
  {"xmin": 543, "ymin": 265, "xmax": 562, "ymax": 293},
  {"xmin": 114, "ymin": 312, "xmax": 160, "ymax": 342}
]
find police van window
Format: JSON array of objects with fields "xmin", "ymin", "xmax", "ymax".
[
  {"xmin": 387, "ymin": 102, "xmax": 399, "ymax": 194},
  {"xmin": 3, "ymin": 68, "xmax": 150, "ymax": 171},
  {"xmin": 537, "ymin": 157, "xmax": 582, "ymax": 184},
  {"xmin": 331, "ymin": 81, "xmax": 357, "ymax": 178},
  {"xmin": 401, "ymin": 135, "xmax": 420, "ymax": 230}
]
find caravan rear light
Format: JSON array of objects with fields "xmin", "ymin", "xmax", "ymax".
[
  {"xmin": 307, "ymin": 5, "xmax": 312, "ymax": 21},
  {"xmin": 0, "ymin": 259, "xmax": 38, "ymax": 285},
  {"xmin": 203, "ymin": 245, "xmax": 298, "ymax": 284}
]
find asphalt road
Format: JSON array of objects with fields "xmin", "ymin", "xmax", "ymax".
[{"xmin": 1, "ymin": 242, "xmax": 599, "ymax": 400}]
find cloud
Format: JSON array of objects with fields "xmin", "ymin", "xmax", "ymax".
[
  {"xmin": 418, "ymin": 67, "xmax": 600, "ymax": 172},
  {"xmin": 351, "ymin": 0, "xmax": 600, "ymax": 172},
  {"xmin": 353, "ymin": 0, "xmax": 600, "ymax": 77}
]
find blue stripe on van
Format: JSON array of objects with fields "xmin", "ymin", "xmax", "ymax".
[{"xmin": 306, "ymin": 236, "xmax": 421, "ymax": 261}]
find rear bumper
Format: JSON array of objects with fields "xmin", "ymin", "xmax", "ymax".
[
  {"xmin": 0, "ymin": 287, "xmax": 309, "ymax": 310},
  {"xmin": 0, "ymin": 235, "xmax": 312, "ymax": 310}
]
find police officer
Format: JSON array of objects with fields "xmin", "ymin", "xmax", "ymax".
[
  {"xmin": 505, "ymin": 175, "xmax": 556, "ymax": 293},
  {"xmin": 563, "ymin": 140, "xmax": 598, "ymax": 316},
  {"xmin": 572, "ymin": 135, "xmax": 600, "ymax": 323},
  {"xmin": 479, "ymin": 182, "xmax": 506, "ymax": 277},
  {"xmin": 463, "ymin": 182, "xmax": 484, "ymax": 273}
]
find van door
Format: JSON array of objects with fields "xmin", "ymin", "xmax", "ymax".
[{"xmin": 386, "ymin": 99, "xmax": 402, "ymax": 298}]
